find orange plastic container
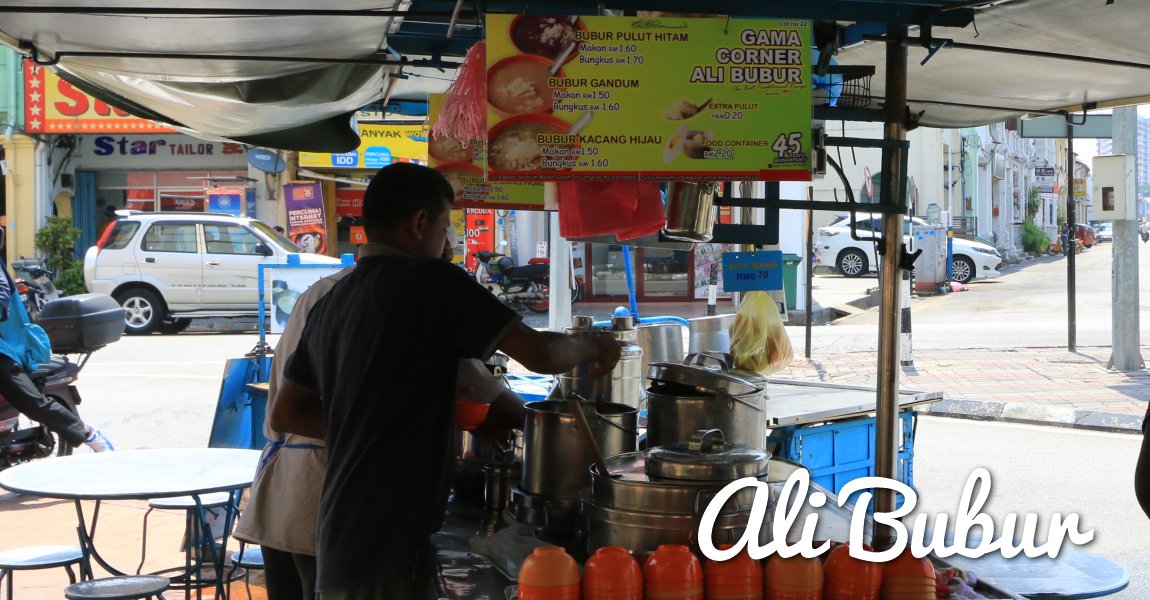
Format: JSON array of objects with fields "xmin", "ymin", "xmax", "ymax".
[
  {"xmin": 705, "ymin": 544, "xmax": 762, "ymax": 600},
  {"xmin": 763, "ymin": 553, "xmax": 823, "ymax": 600},
  {"xmin": 823, "ymin": 544, "xmax": 881, "ymax": 600},
  {"xmin": 520, "ymin": 546, "xmax": 581, "ymax": 600},
  {"xmin": 644, "ymin": 545, "xmax": 703, "ymax": 600},
  {"xmin": 583, "ymin": 546, "xmax": 642, "ymax": 600},
  {"xmin": 455, "ymin": 400, "xmax": 491, "ymax": 431},
  {"xmin": 880, "ymin": 549, "xmax": 936, "ymax": 599}
]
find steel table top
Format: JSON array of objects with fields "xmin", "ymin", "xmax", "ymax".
[{"xmin": 0, "ymin": 448, "xmax": 261, "ymax": 500}]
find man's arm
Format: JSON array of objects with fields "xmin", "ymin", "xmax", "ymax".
[
  {"xmin": 268, "ymin": 379, "xmax": 325, "ymax": 439},
  {"xmin": 497, "ymin": 321, "xmax": 621, "ymax": 376}
]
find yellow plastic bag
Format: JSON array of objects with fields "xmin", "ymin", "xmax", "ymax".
[{"xmin": 729, "ymin": 291, "xmax": 794, "ymax": 375}]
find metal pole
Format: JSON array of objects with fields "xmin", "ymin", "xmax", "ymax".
[
  {"xmin": 1066, "ymin": 130, "xmax": 1076, "ymax": 352},
  {"xmin": 873, "ymin": 24, "xmax": 908, "ymax": 552},
  {"xmin": 805, "ymin": 193, "xmax": 815, "ymax": 359},
  {"xmin": 1108, "ymin": 107, "xmax": 1144, "ymax": 370}
]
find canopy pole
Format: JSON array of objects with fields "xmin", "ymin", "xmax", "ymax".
[
  {"xmin": 873, "ymin": 24, "xmax": 909, "ymax": 552},
  {"xmin": 1065, "ymin": 130, "xmax": 1077, "ymax": 352}
]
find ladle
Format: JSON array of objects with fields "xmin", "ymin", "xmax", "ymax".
[{"xmin": 567, "ymin": 394, "xmax": 610, "ymax": 478}]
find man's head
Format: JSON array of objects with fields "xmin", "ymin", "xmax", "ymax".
[{"xmin": 362, "ymin": 163, "xmax": 454, "ymax": 258}]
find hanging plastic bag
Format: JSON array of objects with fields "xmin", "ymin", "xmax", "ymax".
[
  {"xmin": 557, "ymin": 181, "xmax": 664, "ymax": 240},
  {"xmin": 729, "ymin": 291, "xmax": 794, "ymax": 375}
]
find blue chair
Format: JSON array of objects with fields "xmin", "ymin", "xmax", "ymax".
[
  {"xmin": 136, "ymin": 492, "xmax": 233, "ymax": 575},
  {"xmin": 228, "ymin": 544, "xmax": 264, "ymax": 599},
  {"xmin": 63, "ymin": 575, "xmax": 169, "ymax": 600},
  {"xmin": 0, "ymin": 545, "xmax": 84, "ymax": 599}
]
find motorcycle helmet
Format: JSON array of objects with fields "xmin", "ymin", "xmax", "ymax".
[{"xmin": 496, "ymin": 256, "xmax": 515, "ymax": 273}]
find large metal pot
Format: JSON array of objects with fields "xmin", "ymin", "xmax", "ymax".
[
  {"xmin": 636, "ymin": 322, "xmax": 686, "ymax": 376},
  {"xmin": 645, "ymin": 355, "xmax": 767, "ymax": 449},
  {"xmin": 451, "ymin": 429, "xmax": 502, "ymax": 506},
  {"xmin": 554, "ymin": 316, "xmax": 644, "ymax": 409},
  {"xmin": 662, "ymin": 181, "xmax": 719, "ymax": 242},
  {"xmin": 519, "ymin": 400, "xmax": 638, "ymax": 500},
  {"xmin": 583, "ymin": 429, "xmax": 773, "ymax": 556},
  {"xmin": 687, "ymin": 314, "xmax": 735, "ymax": 355}
]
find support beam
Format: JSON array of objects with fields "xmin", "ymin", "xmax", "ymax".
[{"xmin": 873, "ymin": 23, "xmax": 908, "ymax": 552}]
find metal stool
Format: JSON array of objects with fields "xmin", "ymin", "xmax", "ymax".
[
  {"xmin": 137, "ymin": 492, "xmax": 233, "ymax": 574},
  {"xmin": 0, "ymin": 545, "xmax": 84, "ymax": 599},
  {"xmin": 228, "ymin": 545, "xmax": 264, "ymax": 599},
  {"xmin": 63, "ymin": 575, "xmax": 169, "ymax": 600}
]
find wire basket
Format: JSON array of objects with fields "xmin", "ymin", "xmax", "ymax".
[{"xmin": 813, "ymin": 65, "xmax": 876, "ymax": 109}]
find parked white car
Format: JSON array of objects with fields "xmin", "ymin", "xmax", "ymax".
[
  {"xmin": 1095, "ymin": 222, "xmax": 1113, "ymax": 243},
  {"xmin": 84, "ymin": 211, "xmax": 341, "ymax": 334},
  {"xmin": 815, "ymin": 214, "xmax": 1002, "ymax": 284}
]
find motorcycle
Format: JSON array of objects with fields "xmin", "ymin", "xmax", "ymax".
[
  {"xmin": 12, "ymin": 258, "xmax": 60, "ymax": 323},
  {"xmin": 0, "ymin": 294, "xmax": 123, "ymax": 469},
  {"xmin": 473, "ymin": 251, "xmax": 551, "ymax": 313}
]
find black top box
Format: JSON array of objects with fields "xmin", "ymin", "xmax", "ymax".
[{"xmin": 38, "ymin": 293, "xmax": 125, "ymax": 353}]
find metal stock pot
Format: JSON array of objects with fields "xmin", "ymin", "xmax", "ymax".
[
  {"xmin": 645, "ymin": 354, "xmax": 767, "ymax": 449},
  {"xmin": 583, "ymin": 429, "xmax": 773, "ymax": 555}
]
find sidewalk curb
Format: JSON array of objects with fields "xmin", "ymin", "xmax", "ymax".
[{"xmin": 928, "ymin": 398, "xmax": 1144, "ymax": 433}]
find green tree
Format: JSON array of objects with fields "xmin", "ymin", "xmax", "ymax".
[{"xmin": 33, "ymin": 217, "xmax": 86, "ymax": 296}]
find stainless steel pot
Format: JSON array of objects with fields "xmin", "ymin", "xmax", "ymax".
[
  {"xmin": 662, "ymin": 181, "xmax": 719, "ymax": 242},
  {"xmin": 687, "ymin": 314, "xmax": 735, "ymax": 355},
  {"xmin": 636, "ymin": 322, "xmax": 686, "ymax": 376},
  {"xmin": 553, "ymin": 316, "xmax": 645, "ymax": 409},
  {"xmin": 583, "ymin": 429, "xmax": 774, "ymax": 556},
  {"xmin": 645, "ymin": 355, "xmax": 767, "ymax": 449},
  {"xmin": 519, "ymin": 400, "xmax": 638, "ymax": 500},
  {"xmin": 452, "ymin": 429, "xmax": 503, "ymax": 506}
]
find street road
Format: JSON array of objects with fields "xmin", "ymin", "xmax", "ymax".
[{"xmin": 791, "ymin": 235, "xmax": 1150, "ymax": 353}]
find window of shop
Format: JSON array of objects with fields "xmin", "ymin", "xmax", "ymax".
[
  {"xmin": 95, "ymin": 170, "xmax": 247, "ymax": 212},
  {"xmin": 587, "ymin": 244, "xmax": 693, "ymax": 301}
]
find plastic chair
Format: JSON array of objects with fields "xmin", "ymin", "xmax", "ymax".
[
  {"xmin": 63, "ymin": 575, "xmax": 169, "ymax": 600},
  {"xmin": 0, "ymin": 545, "xmax": 84, "ymax": 599},
  {"xmin": 227, "ymin": 544, "xmax": 264, "ymax": 599}
]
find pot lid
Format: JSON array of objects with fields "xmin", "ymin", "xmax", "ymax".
[
  {"xmin": 645, "ymin": 429, "xmax": 771, "ymax": 481},
  {"xmin": 647, "ymin": 353, "xmax": 764, "ymax": 396}
]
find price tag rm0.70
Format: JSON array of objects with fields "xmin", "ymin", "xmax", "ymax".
[{"xmin": 721, "ymin": 250, "xmax": 783, "ymax": 292}]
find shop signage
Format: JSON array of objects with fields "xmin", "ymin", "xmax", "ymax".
[
  {"xmin": 1073, "ymin": 177, "xmax": 1088, "ymax": 200},
  {"xmin": 1034, "ymin": 166, "xmax": 1056, "ymax": 194},
  {"xmin": 484, "ymin": 15, "xmax": 812, "ymax": 182},
  {"xmin": 335, "ymin": 189, "xmax": 364, "ymax": 218},
  {"xmin": 298, "ymin": 124, "xmax": 429, "ymax": 169},
  {"xmin": 206, "ymin": 188, "xmax": 245, "ymax": 216},
  {"xmin": 78, "ymin": 134, "xmax": 246, "ymax": 170},
  {"xmin": 284, "ymin": 182, "xmax": 329, "ymax": 255},
  {"xmin": 721, "ymin": 250, "xmax": 782, "ymax": 292},
  {"xmin": 23, "ymin": 61, "xmax": 173, "ymax": 133},
  {"xmin": 428, "ymin": 95, "xmax": 546, "ymax": 210}
]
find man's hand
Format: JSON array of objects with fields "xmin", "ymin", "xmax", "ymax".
[{"xmin": 582, "ymin": 332, "xmax": 622, "ymax": 378}]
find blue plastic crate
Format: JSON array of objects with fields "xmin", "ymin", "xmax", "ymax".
[
  {"xmin": 768, "ymin": 410, "xmax": 916, "ymax": 511},
  {"xmin": 505, "ymin": 374, "xmax": 555, "ymax": 403}
]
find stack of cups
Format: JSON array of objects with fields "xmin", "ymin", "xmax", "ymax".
[
  {"xmin": 583, "ymin": 546, "xmax": 642, "ymax": 600},
  {"xmin": 823, "ymin": 544, "xmax": 881, "ymax": 600},
  {"xmin": 643, "ymin": 545, "xmax": 703, "ymax": 600},
  {"xmin": 764, "ymin": 554, "xmax": 823, "ymax": 600},
  {"xmin": 704, "ymin": 544, "xmax": 762, "ymax": 599},
  {"xmin": 519, "ymin": 546, "xmax": 580, "ymax": 600},
  {"xmin": 880, "ymin": 550, "xmax": 937, "ymax": 599}
]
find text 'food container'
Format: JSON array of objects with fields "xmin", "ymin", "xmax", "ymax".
[
  {"xmin": 583, "ymin": 429, "xmax": 773, "ymax": 557},
  {"xmin": 646, "ymin": 354, "xmax": 767, "ymax": 449}
]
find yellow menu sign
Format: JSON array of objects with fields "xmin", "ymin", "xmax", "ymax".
[
  {"xmin": 485, "ymin": 15, "xmax": 812, "ymax": 182},
  {"xmin": 299, "ymin": 123, "xmax": 428, "ymax": 169},
  {"xmin": 428, "ymin": 95, "xmax": 545, "ymax": 210}
]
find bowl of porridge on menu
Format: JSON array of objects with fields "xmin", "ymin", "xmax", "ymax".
[
  {"xmin": 487, "ymin": 113, "xmax": 576, "ymax": 173},
  {"xmin": 510, "ymin": 15, "xmax": 584, "ymax": 62},
  {"xmin": 487, "ymin": 55, "xmax": 564, "ymax": 116},
  {"xmin": 428, "ymin": 133, "xmax": 475, "ymax": 164},
  {"xmin": 436, "ymin": 162, "xmax": 485, "ymax": 200}
]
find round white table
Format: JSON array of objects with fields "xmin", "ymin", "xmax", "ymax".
[{"xmin": 0, "ymin": 448, "xmax": 261, "ymax": 600}]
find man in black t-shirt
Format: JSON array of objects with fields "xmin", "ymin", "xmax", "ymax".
[{"xmin": 271, "ymin": 163, "xmax": 619, "ymax": 600}]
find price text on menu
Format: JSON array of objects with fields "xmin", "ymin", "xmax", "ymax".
[{"xmin": 485, "ymin": 15, "xmax": 812, "ymax": 182}]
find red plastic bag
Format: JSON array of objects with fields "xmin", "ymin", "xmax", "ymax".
[{"xmin": 557, "ymin": 181, "xmax": 665, "ymax": 240}]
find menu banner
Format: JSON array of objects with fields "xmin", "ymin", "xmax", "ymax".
[
  {"xmin": 299, "ymin": 123, "xmax": 429, "ymax": 169},
  {"xmin": 284, "ymin": 182, "xmax": 328, "ymax": 255},
  {"xmin": 427, "ymin": 94, "xmax": 546, "ymax": 210},
  {"xmin": 484, "ymin": 15, "xmax": 812, "ymax": 182},
  {"xmin": 23, "ymin": 61, "xmax": 173, "ymax": 133}
]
